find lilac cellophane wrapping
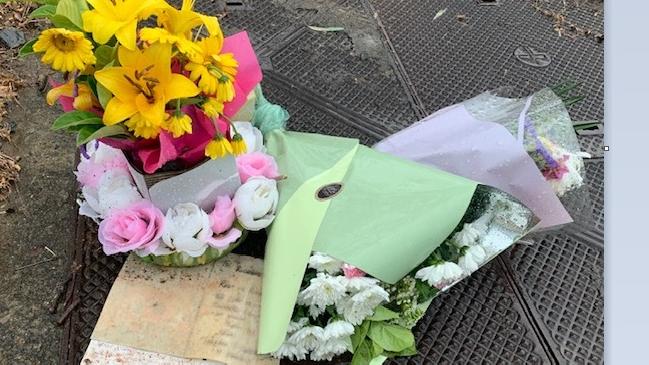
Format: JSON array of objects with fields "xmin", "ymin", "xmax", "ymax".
[{"xmin": 374, "ymin": 104, "xmax": 572, "ymax": 230}]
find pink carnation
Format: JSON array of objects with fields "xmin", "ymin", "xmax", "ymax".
[
  {"xmin": 98, "ymin": 201, "xmax": 165, "ymax": 255},
  {"xmin": 208, "ymin": 195, "xmax": 236, "ymax": 235},
  {"xmin": 342, "ymin": 264, "xmax": 365, "ymax": 278},
  {"xmin": 236, "ymin": 152, "xmax": 280, "ymax": 183}
]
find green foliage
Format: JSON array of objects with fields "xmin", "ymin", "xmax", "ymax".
[
  {"xmin": 29, "ymin": 4, "xmax": 56, "ymax": 18},
  {"xmin": 51, "ymin": 110, "xmax": 102, "ymax": 130},
  {"xmin": 367, "ymin": 321, "xmax": 415, "ymax": 353},
  {"xmin": 367, "ymin": 306, "xmax": 400, "ymax": 322},
  {"xmin": 19, "ymin": 39, "xmax": 37, "ymax": 57},
  {"xmin": 94, "ymin": 45, "xmax": 116, "ymax": 69},
  {"xmin": 50, "ymin": 14, "xmax": 82, "ymax": 30},
  {"xmin": 415, "ymin": 278, "xmax": 438, "ymax": 303},
  {"xmin": 55, "ymin": 0, "xmax": 88, "ymax": 29},
  {"xmin": 76, "ymin": 124, "xmax": 129, "ymax": 146}
]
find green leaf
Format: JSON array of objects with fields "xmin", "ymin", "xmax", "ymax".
[
  {"xmin": 55, "ymin": 0, "xmax": 88, "ymax": 29},
  {"xmin": 19, "ymin": 39, "xmax": 37, "ymax": 57},
  {"xmin": 32, "ymin": 0, "xmax": 60, "ymax": 4},
  {"xmin": 76, "ymin": 124, "xmax": 129, "ymax": 146},
  {"xmin": 351, "ymin": 320, "xmax": 370, "ymax": 352},
  {"xmin": 367, "ymin": 306, "xmax": 400, "ymax": 321},
  {"xmin": 96, "ymin": 82, "xmax": 112, "ymax": 109},
  {"xmin": 351, "ymin": 339, "xmax": 375, "ymax": 365},
  {"xmin": 367, "ymin": 322, "xmax": 415, "ymax": 353},
  {"xmin": 52, "ymin": 111, "xmax": 102, "ymax": 130},
  {"xmin": 94, "ymin": 45, "xmax": 116, "ymax": 69},
  {"xmin": 77, "ymin": 124, "xmax": 129, "ymax": 146},
  {"xmin": 178, "ymin": 97, "xmax": 203, "ymax": 107},
  {"xmin": 50, "ymin": 14, "xmax": 82, "ymax": 31},
  {"xmin": 30, "ymin": 4, "xmax": 57, "ymax": 18}
]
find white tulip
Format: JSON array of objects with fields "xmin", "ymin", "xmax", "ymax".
[
  {"xmin": 458, "ymin": 245, "xmax": 487, "ymax": 274},
  {"xmin": 162, "ymin": 203, "xmax": 212, "ymax": 257},
  {"xmin": 416, "ymin": 262, "xmax": 464, "ymax": 290},
  {"xmin": 232, "ymin": 121, "xmax": 265, "ymax": 153},
  {"xmin": 233, "ymin": 176, "xmax": 278, "ymax": 230},
  {"xmin": 79, "ymin": 170, "xmax": 142, "ymax": 220}
]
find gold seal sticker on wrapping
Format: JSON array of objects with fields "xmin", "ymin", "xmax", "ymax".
[{"xmin": 315, "ymin": 182, "xmax": 343, "ymax": 201}]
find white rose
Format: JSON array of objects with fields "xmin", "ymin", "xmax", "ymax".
[
  {"xmin": 79, "ymin": 170, "xmax": 142, "ymax": 220},
  {"xmin": 232, "ymin": 121, "xmax": 265, "ymax": 153},
  {"xmin": 308, "ymin": 252, "xmax": 343, "ymax": 274},
  {"xmin": 162, "ymin": 203, "xmax": 212, "ymax": 257},
  {"xmin": 233, "ymin": 176, "xmax": 278, "ymax": 230}
]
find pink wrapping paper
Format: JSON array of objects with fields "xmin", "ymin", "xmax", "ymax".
[{"xmin": 374, "ymin": 105, "xmax": 572, "ymax": 230}]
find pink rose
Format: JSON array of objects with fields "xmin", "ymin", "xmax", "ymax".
[
  {"xmin": 98, "ymin": 201, "xmax": 165, "ymax": 255},
  {"xmin": 236, "ymin": 152, "xmax": 280, "ymax": 183},
  {"xmin": 76, "ymin": 141, "xmax": 130, "ymax": 189},
  {"xmin": 208, "ymin": 195, "xmax": 236, "ymax": 234},
  {"xmin": 342, "ymin": 264, "xmax": 365, "ymax": 278}
]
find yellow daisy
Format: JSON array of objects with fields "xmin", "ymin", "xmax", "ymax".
[
  {"xmin": 163, "ymin": 113, "xmax": 193, "ymax": 138},
  {"xmin": 204, "ymin": 135, "xmax": 232, "ymax": 159},
  {"xmin": 33, "ymin": 29, "xmax": 96, "ymax": 72},
  {"xmin": 202, "ymin": 97, "xmax": 224, "ymax": 118},
  {"xmin": 230, "ymin": 133, "xmax": 247, "ymax": 155},
  {"xmin": 184, "ymin": 35, "xmax": 238, "ymax": 102},
  {"xmin": 124, "ymin": 113, "xmax": 162, "ymax": 139}
]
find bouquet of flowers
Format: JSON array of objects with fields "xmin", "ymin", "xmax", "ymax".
[
  {"xmin": 375, "ymin": 85, "xmax": 591, "ymax": 230},
  {"xmin": 245, "ymin": 110, "xmax": 538, "ymax": 362},
  {"xmin": 24, "ymin": 0, "xmax": 282, "ymax": 266}
]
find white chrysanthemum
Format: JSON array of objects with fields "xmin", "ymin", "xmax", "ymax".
[
  {"xmin": 323, "ymin": 320, "xmax": 355, "ymax": 340},
  {"xmin": 310, "ymin": 336, "xmax": 352, "ymax": 361},
  {"xmin": 297, "ymin": 273, "xmax": 346, "ymax": 318},
  {"xmin": 287, "ymin": 317, "xmax": 309, "ymax": 334},
  {"xmin": 416, "ymin": 262, "xmax": 464, "ymax": 290},
  {"xmin": 308, "ymin": 252, "xmax": 343, "ymax": 274},
  {"xmin": 271, "ymin": 341, "xmax": 308, "ymax": 361},
  {"xmin": 287, "ymin": 325, "xmax": 324, "ymax": 351},
  {"xmin": 458, "ymin": 245, "xmax": 487, "ymax": 274},
  {"xmin": 342, "ymin": 276, "xmax": 380, "ymax": 292},
  {"xmin": 452, "ymin": 222, "xmax": 486, "ymax": 247},
  {"xmin": 336, "ymin": 285, "xmax": 389, "ymax": 325}
]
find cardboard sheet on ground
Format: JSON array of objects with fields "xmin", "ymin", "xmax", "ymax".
[
  {"xmin": 258, "ymin": 130, "xmax": 478, "ymax": 353},
  {"xmin": 92, "ymin": 254, "xmax": 277, "ymax": 365},
  {"xmin": 374, "ymin": 104, "xmax": 572, "ymax": 230}
]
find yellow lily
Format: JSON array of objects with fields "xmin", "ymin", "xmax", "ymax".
[
  {"xmin": 47, "ymin": 79, "xmax": 97, "ymax": 111},
  {"xmin": 184, "ymin": 35, "xmax": 238, "ymax": 102},
  {"xmin": 82, "ymin": 0, "xmax": 168, "ymax": 50},
  {"xmin": 139, "ymin": 0, "xmax": 223, "ymax": 58},
  {"xmin": 94, "ymin": 43, "xmax": 200, "ymax": 139}
]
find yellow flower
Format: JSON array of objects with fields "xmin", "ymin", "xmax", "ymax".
[
  {"xmin": 230, "ymin": 134, "xmax": 247, "ymax": 155},
  {"xmin": 94, "ymin": 43, "xmax": 200, "ymax": 139},
  {"xmin": 82, "ymin": 0, "xmax": 168, "ymax": 50},
  {"xmin": 140, "ymin": 0, "xmax": 222, "ymax": 58},
  {"xmin": 184, "ymin": 35, "xmax": 238, "ymax": 102},
  {"xmin": 33, "ymin": 28, "xmax": 96, "ymax": 72},
  {"xmin": 202, "ymin": 97, "xmax": 224, "ymax": 118},
  {"xmin": 46, "ymin": 79, "xmax": 98, "ymax": 111},
  {"xmin": 163, "ymin": 113, "xmax": 193, "ymax": 138},
  {"xmin": 204, "ymin": 135, "xmax": 232, "ymax": 159}
]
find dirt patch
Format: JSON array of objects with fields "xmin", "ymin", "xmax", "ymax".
[{"xmin": 0, "ymin": 3, "xmax": 78, "ymax": 364}]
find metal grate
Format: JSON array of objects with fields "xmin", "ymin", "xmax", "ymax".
[
  {"xmin": 368, "ymin": 0, "xmax": 604, "ymax": 122},
  {"xmin": 508, "ymin": 230, "xmax": 603, "ymax": 364},
  {"xmin": 386, "ymin": 262, "xmax": 551, "ymax": 365},
  {"xmin": 271, "ymin": 29, "xmax": 419, "ymax": 134}
]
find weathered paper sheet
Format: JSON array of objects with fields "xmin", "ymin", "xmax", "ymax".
[
  {"xmin": 82, "ymin": 340, "xmax": 223, "ymax": 364},
  {"xmin": 91, "ymin": 254, "xmax": 277, "ymax": 365}
]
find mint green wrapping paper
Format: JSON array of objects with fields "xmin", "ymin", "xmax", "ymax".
[{"xmin": 257, "ymin": 130, "xmax": 477, "ymax": 353}]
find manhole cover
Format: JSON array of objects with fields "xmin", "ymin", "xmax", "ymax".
[{"xmin": 514, "ymin": 46, "xmax": 552, "ymax": 67}]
